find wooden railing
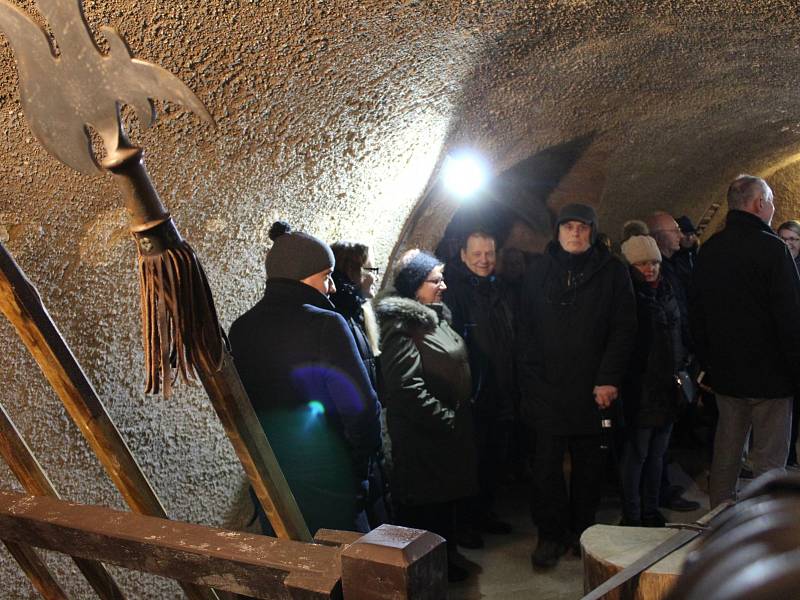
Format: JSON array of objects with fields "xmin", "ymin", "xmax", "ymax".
[{"xmin": 0, "ymin": 488, "xmax": 445, "ymax": 599}]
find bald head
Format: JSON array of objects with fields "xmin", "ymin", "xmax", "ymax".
[
  {"xmin": 727, "ymin": 174, "xmax": 775, "ymax": 225},
  {"xmin": 646, "ymin": 212, "xmax": 682, "ymax": 258}
]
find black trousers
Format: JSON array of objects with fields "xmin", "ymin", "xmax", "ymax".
[
  {"xmin": 531, "ymin": 431, "xmax": 606, "ymax": 542},
  {"xmin": 456, "ymin": 411, "xmax": 512, "ymax": 530},
  {"xmin": 396, "ymin": 501, "xmax": 456, "ymax": 553},
  {"xmin": 475, "ymin": 412, "xmax": 512, "ymax": 516}
]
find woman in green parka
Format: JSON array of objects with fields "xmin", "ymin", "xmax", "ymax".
[{"xmin": 376, "ymin": 250, "xmax": 478, "ymax": 583}]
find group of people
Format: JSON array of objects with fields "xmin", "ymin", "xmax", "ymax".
[{"xmin": 228, "ymin": 172, "xmax": 800, "ymax": 582}]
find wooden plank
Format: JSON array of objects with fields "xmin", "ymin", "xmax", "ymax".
[
  {"xmin": 197, "ymin": 352, "xmax": 312, "ymax": 542},
  {"xmin": 3, "ymin": 540, "xmax": 70, "ymax": 600},
  {"xmin": 0, "ymin": 489, "xmax": 341, "ymax": 600},
  {"xmin": 0, "ymin": 402, "xmax": 126, "ymax": 599},
  {"xmin": 313, "ymin": 530, "xmax": 363, "ymax": 549},
  {"xmin": 0, "ymin": 241, "xmax": 218, "ymax": 600}
]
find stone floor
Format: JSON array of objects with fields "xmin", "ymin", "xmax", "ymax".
[{"xmin": 448, "ymin": 458, "xmax": 712, "ymax": 600}]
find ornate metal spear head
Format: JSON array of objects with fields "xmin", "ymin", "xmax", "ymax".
[{"xmin": 0, "ymin": 0, "xmax": 214, "ymax": 175}]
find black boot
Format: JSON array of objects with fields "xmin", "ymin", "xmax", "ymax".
[{"xmin": 531, "ymin": 537, "xmax": 567, "ymax": 569}]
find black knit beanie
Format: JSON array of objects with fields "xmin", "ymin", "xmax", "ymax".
[
  {"xmin": 394, "ymin": 251, "xmax": 441, "ymax": 299},
  {"xmin": 554, "ymin": 203, "xmax": 598, "ymax": 243},
  {"xmin": 265, "ymin": 221, "xmax": 335, "ymax": 281}
]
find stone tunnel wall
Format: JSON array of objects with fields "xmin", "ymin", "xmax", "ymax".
[{"xmin": 2, "ymin": 1, "xmax": 800, "ymax": 596}]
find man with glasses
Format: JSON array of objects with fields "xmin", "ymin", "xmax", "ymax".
[
  {"xmin": 518, "ymin": 203, "xmax": 636, "ymax": 568},
  {"xmin": 690, "ymin": 175, "xmax": 800, "ymax": 507},
  {"xmin": 443, "ymin": 230, "xmax": 516, "ymax": 547}
]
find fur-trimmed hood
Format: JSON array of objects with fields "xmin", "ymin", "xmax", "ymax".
[{"xmin": 375, "ymin": 293, "xmax": 451, "ymax": 336}]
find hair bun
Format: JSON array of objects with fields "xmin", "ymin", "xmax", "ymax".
[{"xmin": 268, "ymin": 220, "xmax": 292, "ymax": 241}]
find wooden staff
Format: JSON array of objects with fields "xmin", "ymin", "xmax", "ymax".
[
  {"xmin": 0, "ymin": 242, "xmax": 219, "ymax": 600},
  {"xmin": 105, "ymin": 146, "xmax": 312, "ymax": 543},
  {"xmin": 0, "ymin": 402, "xmax": 124, "ymax": 599}
]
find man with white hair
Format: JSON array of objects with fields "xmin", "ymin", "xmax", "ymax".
[{"xmin": 690, "ymin": 175, "xmax": 800, "ymax": 507}]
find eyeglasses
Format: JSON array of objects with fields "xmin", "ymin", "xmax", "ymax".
[
  {"xmin": 361, "ymin": 266, "xmax": 380, "ymax": 275},
  {"xmin": 780, "ymin": 236, "xmax": 800, "ymax": 243},
  {"xmin": 424, "ymin": 277, "xmax": 445, "ymax": 286}
]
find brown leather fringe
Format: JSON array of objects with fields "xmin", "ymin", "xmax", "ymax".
[{"xmin": 137, "ymin": 241, "xmax": 225, "ymax": 398}]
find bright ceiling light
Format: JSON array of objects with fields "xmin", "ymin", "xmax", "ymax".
[{"xmin": 441, "ymin": 151, "xmax": 488, "ymax": 199}]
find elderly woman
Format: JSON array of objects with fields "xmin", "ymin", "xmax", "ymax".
[
  {"xmin": 376, "ymin": 250, "xmax": 478, "ymax": 582},
  {"xmin": 619, "ymin": 235, "xmax": 687, "ymax": 527},
  {"xmin": 777, "ymin": 220, "xmax": 800, "ymax": 467}
]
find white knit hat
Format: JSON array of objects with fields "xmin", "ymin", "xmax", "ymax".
[{"xmin": 621, "ymin": 235, "xmax": 662, "ymax": 264}]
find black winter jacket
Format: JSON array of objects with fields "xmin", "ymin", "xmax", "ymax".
[
  {"xmin": 330, "ymin": 270, "xmax": 379, "ymax": 392},
  {"xmin": 622, "ymin": 275, "xmax": 686, "ymax": 428},
  {"xmin": 443, "ymin": 260, "xmax": 517, "ymax": 420},
  {"xmin": 517, "ymin": 241, "xmax": 637, "ymax": 435},
  {"xmin": 376, "ymin": 295, "xmax": 478, "ymax": 506},
  {"xmin": 689, "ymin": 210, "xmax": 800, "ymax": 398},
  {"xmin": 229, "ymin": 278, "xmax": 382, "ymax": 533}
]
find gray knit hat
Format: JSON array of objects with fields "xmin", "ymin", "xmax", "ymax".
[
  {"xmin": 621, "ymin": 235, "xmax": 662, "ymax": 264},
  {"xmin": 265, "ymin": 221, "xmax": 335, "ymax": 281},
  {"xmin": 555, "ymin": 203, "xmax": 598, "ymax": 242}
]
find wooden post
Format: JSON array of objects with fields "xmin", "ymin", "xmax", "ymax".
[
  {"xmin": 340, "ymin": 524, "xmax": 447, "ymax": 600},
  {"xmin": 0, "ymin": 242, "xmax": 218, "ymax": 600},
  {"xmin": 3, "ymin": 541, "xmax": 70, "ymax": 600},
  {"xmin": 0, "ymin": 402, "xmax": 125, "ymax": 599},
  {"xmin": 0, "ymin": 489, "xmax": 339, "ymax": 599},
  {"xmin": 582, "ymin": 525, "xmax": 693, "ymax": 600}
]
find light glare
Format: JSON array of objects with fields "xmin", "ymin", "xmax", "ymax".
[{"xmin": 442, "ymin": 152, "xmax": 488, "ymax": 199}]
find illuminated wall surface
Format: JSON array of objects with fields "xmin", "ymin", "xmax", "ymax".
[{"xmin": 2, "ymin": 1, "xmax": 800, "ymax": 596}]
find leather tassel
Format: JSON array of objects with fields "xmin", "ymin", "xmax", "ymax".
[{"xmin": 134, "ymin": 219, "xmax": 225, "ymax": 398}]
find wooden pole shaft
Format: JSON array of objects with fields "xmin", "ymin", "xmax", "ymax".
[
  {"xmin": 0, "ymin": 402, "xmax": 126, "ymax": 599},
  {"xmin": 102, "ymin": 146, "xmax": 311, "ymax": 542},
  {"xmin": 0, "ymin": 242, "xmax": 218, "ymax": 600}
]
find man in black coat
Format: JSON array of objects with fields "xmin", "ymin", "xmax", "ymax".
[
  {"xmin": 229, "ymin": 221, "xmax": 382, "ymax": 535},
  {"xmin": 690, "ymin": 175, "xmax": 800, "ymax": 508},
  {"xmin": 518, "ymin": 204, "xmax": 636, "ymax": 568},
  {"xmin": 443, "ymin": 230, "xmax": 516, "ymax": 544}
]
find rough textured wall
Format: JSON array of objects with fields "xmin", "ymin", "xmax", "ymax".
[{"xmin": 2, "ymin": 0, "xmax": 800, "ymax": 597}]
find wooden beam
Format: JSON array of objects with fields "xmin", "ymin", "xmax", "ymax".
[
  {"xmin": 0, "ymin": 402, "xmax": 125, "ymax": 599},
  {"xmin": 3, "ymin": 540, "xmax": 70, "ymax": 600},
  {"xmin": 0, "ymin": 241, "xmax": 218, "ymax": 600},
  {"xmin": 0, "ymin": 490, "xmax": 341, "ymax": 600}
]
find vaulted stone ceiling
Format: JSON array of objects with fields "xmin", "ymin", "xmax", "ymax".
[{"xmin": 1, "ymin": 1, "xmax": 799, "ymax": 596}]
